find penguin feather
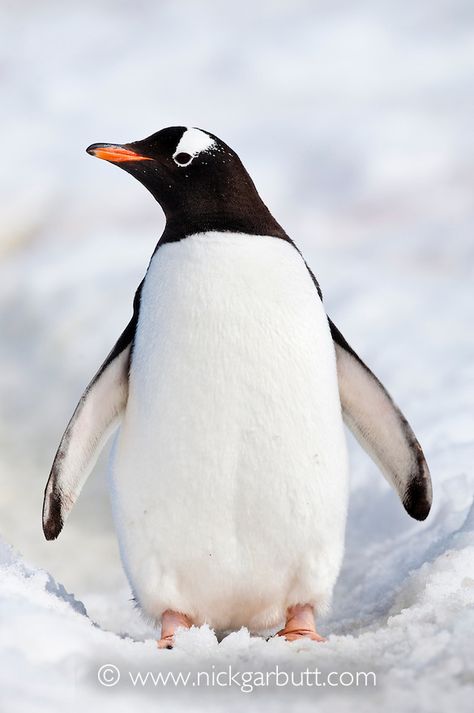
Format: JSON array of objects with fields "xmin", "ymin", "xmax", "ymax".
[
  {"xmin": 329, "ymin": 318, "xmax": 432, "ymax": 520},
  {"xmin": 42, "ymin": 283, "xmax": 143, "ymax": 539}
]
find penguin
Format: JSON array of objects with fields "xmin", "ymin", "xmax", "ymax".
[{"xmin": 42, "ymin": 127, "xmax": 432, "ymax": 648}]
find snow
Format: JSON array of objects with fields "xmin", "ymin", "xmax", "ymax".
[
  {"xmin": 0, "ymin": 0, "xmax": 473, "ymax": 711},
  {"xmin": 2, "ymin": 535, "xmax": 474, "ymax": 711}
]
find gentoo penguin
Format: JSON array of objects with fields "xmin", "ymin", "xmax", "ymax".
[{"xmin": 42, "ymin": 127, "xmax": 432, "ymax": 648}]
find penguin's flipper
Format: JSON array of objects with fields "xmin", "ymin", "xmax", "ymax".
[
  {"xmin": 42, "ymin": 284, "xmax": 143, "ymax": 540},
  {"xmin": 42, "ymin": 338, "xmax": 130, "ymax": 540},
  {"xmin": 329, "ymin": 318, "xmax": 432, "ymax": 520}
]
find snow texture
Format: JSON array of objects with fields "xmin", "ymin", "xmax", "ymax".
[{"xmin": 0, "ymin": 1, "xmax": 473, "ymax": 711}]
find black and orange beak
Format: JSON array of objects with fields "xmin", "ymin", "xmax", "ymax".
[{"xmin": 86, "ymin": 143, "xmax": 152, "ymax": 163}]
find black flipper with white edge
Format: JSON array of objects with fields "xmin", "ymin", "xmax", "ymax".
[
  {"xmin": 329, "ymin": 318, "xmax": 432, "ymax": 520},
  {"xmin": 42, "ymin": 282, "xmax": 143, "ymax": 540}
]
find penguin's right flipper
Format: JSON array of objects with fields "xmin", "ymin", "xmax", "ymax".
[
  {"xmin": 329, "ymin": 318, "xmax": 432, "ymax": 521},
  {"xmin": 42, "ymin": 283, "xmax": 143, "ymax": 540}
]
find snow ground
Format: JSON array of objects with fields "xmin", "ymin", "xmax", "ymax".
[{"xmin": 0, "ymin": 0, "xmax": 473, "ymax": 711}]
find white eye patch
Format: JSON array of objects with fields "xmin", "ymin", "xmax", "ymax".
[{"xmin": 173, "ymin": 128, "xmax": 215, "ymax": 166}]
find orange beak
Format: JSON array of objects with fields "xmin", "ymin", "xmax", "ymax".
[{"xmin": 86, "ymin": 143, "xmax": 152, "ymax": 163}]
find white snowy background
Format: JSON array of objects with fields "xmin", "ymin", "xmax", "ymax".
[{"xmin": 0, "ymin": 0, "xmax": 473, "ymax": 711}]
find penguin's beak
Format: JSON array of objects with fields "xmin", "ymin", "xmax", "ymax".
[{"xmin": 86, "ymin": 143, "xmax": 152, "ymax": 163}]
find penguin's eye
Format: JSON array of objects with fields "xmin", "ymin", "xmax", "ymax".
[{"xmin": 174, "ymin": 152, "xmax": 192, "ymax": 166}]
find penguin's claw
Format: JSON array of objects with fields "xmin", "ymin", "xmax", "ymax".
[{"xmin": 157, "ymin": 634, "xmax": 175, "ymax": 649}]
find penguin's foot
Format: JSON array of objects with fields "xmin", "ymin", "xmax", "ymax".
[
  {"xmin": 276, "ymin": 604, "xmax": 327, "ymax": 643},
  {"xmin": 157, "ymin": 609, "xmax": 192, "ymax": 649}
]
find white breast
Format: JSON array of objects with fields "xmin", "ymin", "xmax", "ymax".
[{"xmin": 110, "ymin": 232, "xmax": 348, "ymax": 631}]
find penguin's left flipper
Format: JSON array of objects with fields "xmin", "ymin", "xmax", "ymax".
[
  {"xmin": 42, "ymin": 283, "xmax": 143, "ymax": 540},
  {"xmin": 329, "ymin": 318, "xmax": 432, "ymax": 520}
]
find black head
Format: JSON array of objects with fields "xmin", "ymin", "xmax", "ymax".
[{"xmin": 86, "ymin": 126, "xmax": 287, "ymax": 242}]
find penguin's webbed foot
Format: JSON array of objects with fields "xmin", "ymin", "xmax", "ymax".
[
  {"xmin": 275, "ymin": 604, "xmax": 327, "ymax": 643},
  {"xmin": 157, "ymin": 609, "xmax": 192, "ymax": 650}
]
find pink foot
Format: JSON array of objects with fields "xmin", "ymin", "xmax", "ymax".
[
  {"xmin": 157, "ymin": 610, "xmax": 192, "ymax": 649},
  {"xmin": 276, "ymin": 604, "xmax": 327, "ymax": 643}
]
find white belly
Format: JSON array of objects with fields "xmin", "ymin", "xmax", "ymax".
[{"xmin": 110, "ymin": 232, "xmax": 348, "ymax": 631}]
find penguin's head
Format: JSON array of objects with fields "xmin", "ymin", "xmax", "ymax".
[{"xmin": 86, "ymin": 126, "xmax": 285, "ymax": 238}]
